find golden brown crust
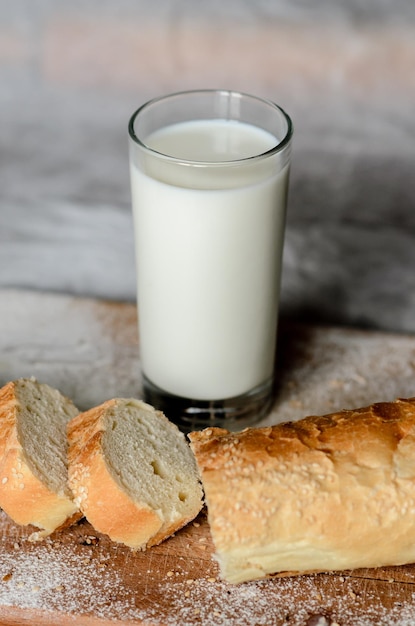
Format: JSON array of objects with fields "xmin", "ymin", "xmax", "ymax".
[
  {"xmin": 0, "ymin": 381, "xmax": 79, "ymax": 534},
  {"xmin": 67, "ymin": 399, "xmax": 165, "ymax": 549},
  {"xmin": 189, "ymin": 398, "xmax": 415, "ymax": 583}
]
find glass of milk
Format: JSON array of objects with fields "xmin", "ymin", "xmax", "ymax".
[{"xmin": 128, "ymin": 90, "xmax": 292, "ymax": 432}]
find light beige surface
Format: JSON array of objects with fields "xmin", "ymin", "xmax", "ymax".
[
  {"xmin": 1, "ymin": 289, "xmax": 415, "ymax": 426},
  {"xmin": 0, "ymin": 289, "xmax": 141, "ymax": 412}
]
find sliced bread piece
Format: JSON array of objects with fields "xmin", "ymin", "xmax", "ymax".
[
  {"xmin": 67, "ymin": 398, "xmax": 203, "ymax": 549},
  {"xmin": 0, "ymin": 378, "xmax": 80, "ymax": 537}
]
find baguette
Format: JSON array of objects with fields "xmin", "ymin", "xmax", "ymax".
[
  {"xmin": 189, "ymin": 397, "xmax": 415, "ymax": 583},
  {"xmin": 0, "ymin": 378, "xmax": 80, "ymax": 537},
  {"xmin": 67, "ymin": 398, "xmax": 203, "ymax": 549}
]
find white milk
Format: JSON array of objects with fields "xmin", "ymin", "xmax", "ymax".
[{"xmin": 130, "ymin": 119, "xmax": 289, "ymax": 400}]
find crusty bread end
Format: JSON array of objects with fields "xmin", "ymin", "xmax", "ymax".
[
  {"xmin": 189, "ymin": 397, "xmax": 415, "ymax": 583},
  {"xmin": 0, "ymin": 378, "xmax": 80, "ymax": 537}
]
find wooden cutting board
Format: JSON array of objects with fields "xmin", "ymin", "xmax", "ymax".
[
  {"xmin": 1, "ymin": 288, "xmax": 415, "ymax": 626},
  {"xmin": 1, "ymin": 508, "xmax": 415, "ymax": 626}
]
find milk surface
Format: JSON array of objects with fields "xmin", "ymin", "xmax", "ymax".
[{"xmin": 130, "ymin": 119, "xmax": 289, "ymax": 400}]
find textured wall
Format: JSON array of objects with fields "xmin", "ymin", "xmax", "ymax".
[{"xmin": 1, "ymin": 1, "xmax": 414, "ymax": 332}]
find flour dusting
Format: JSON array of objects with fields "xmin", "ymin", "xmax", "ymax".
[{"xmin": 1, "ymin": 511, "xmax": 415, "ymax": 625}]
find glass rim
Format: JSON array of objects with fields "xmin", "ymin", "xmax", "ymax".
[{"xmin": 128, "ymin": 89, "xmax": 293, "ymax": 167}]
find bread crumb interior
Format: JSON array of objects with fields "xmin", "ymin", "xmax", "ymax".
[
  {"xmin": 16, "ymin": 380, "xmax": 78, "ymax": 497},
  {"xmin": 101, "ymin": 400, "xmax": 201, "ymax": 524}
]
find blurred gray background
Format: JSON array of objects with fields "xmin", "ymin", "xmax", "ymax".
[{"xmin": 1, "ymin": 0, "xmax": 414, "ymax": 332}]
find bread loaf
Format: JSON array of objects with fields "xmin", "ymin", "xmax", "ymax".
[
  {"xmin": 67, "ymin": 398, "xmax": 203, "ymax": 549},
  {"xmin": 189, "ymin": 397, "xmax": 415, "ymax": 583},
  {"xmin": 0, "ymin": 378, "xmax": 80, "ymax": 538}
]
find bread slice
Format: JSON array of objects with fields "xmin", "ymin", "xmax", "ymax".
[
  {"xmin": 67, "ymin": 398, "xmax": 203, "ymax": 549},
  {"xmin": 189, "ymin": 397, "xmax": 415, "ymax": 583},
  {"xmin": 0, "ymin": 378, "xmax": 80, "ymax": 537}
]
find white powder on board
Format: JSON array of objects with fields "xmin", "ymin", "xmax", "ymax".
[
  {"xmin": 1, "ymin": 538, "xmax": 415, "ymax": 626},
  {"xmin": 0, "ymin": 541, "xmax": 129, "ymax": 618},
  {"xmin": 0, "ymin": 512, "xmax": 415, "ymax": 626},
  {"xmin": 156, "ymin": 577, "xmax": 415, "ymax": 626}
]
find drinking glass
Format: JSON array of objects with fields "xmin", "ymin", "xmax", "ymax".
[{"xmin": 128, "ymin": 89, "xmax": 293, "ymax": 431}]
